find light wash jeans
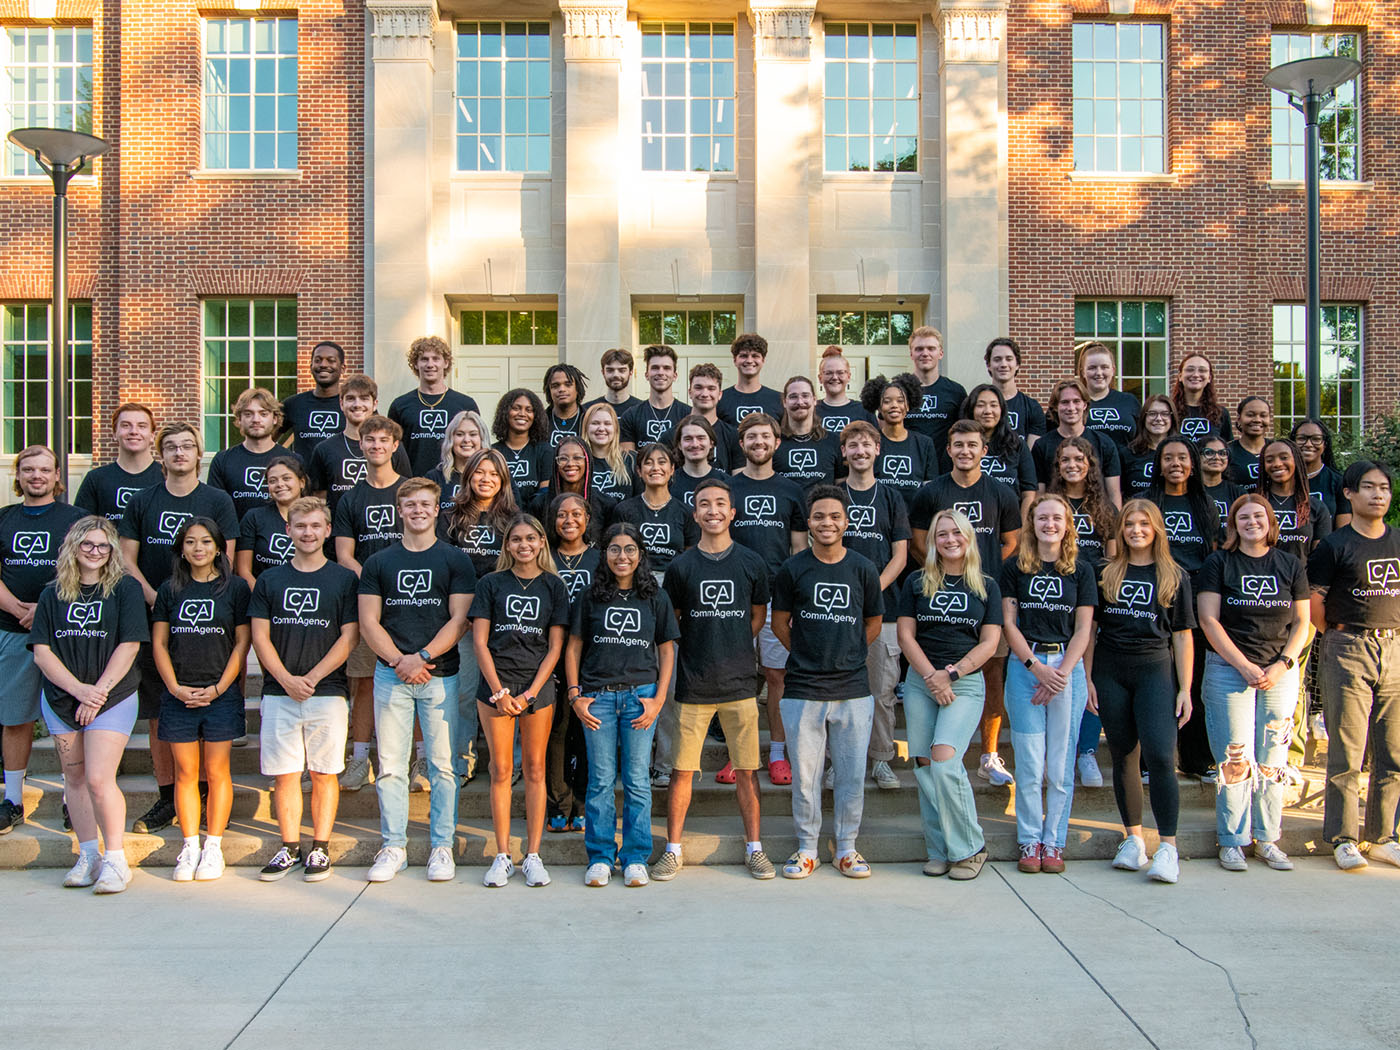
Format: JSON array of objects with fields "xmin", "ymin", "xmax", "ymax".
[
  {"xmin": 903, "ymin": 669, "xmax": 986, "ymax": 863},
  {"xmin": 781, "ymin": 695, "xmax": 875, "ymax": 853},
  {"xmin": 455, "ymin": 637, "xmax": 481, "ymax": 778},
  {"xmin": 1005, "ymin": 652, "xmax": 1088, "ymax": 848},
  {"xmin": 867, "ymin": 622, "xmax": 902, "ymax": 762},
  {"xmin": 583, "ymin": 685, "xmax": 658, "ymax": 868},
  {"xmin": 1202, "ymin": 651, "xmax": 1298, "ymax": 846},
  {"xmin": 372, "ymin": 665, "xmax": 459, "ymax": 849}
]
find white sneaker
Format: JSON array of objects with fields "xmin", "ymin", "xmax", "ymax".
[
  {"xmin": 92, "ymin": 858, "xmax": 132, "ymax": 894},
  {"xmin": 650, "ymin": 769, "xmax": 670, "ymax": 788},
  {"xmin": 871, "ymin": 760, "xmax": 900, "ymax": 790},
  {"xmin": 1077, "ymin": 752, "xmax": 1103, "ymax": 787},
  {"xmin": 483, "ymin": 852, "xmax": 514, "ymax": 887},
  {"xmin": 425, "ymin": 846, "xmax": 455, "ymax": 882},
  {"xmin": 1112, "ymin": 835, "xmax": 1148, "ymax": 871},
  {"xmin": 339, "ymin": 754, "xmax": 373, "ymax": 791},
  {"xmin": 623, "ymin": 862, "xmax": 649, "ymax": 887},
  {"xmin": 584, "ymin": 861, "xmax": 611, "ymax": 887},
  {"xmin": 172, "ymin": 842, "xmax": 201, "ymax": 882},
  {"xmin": 63, "ymin": 851, "xmax": 103, "ymax": 888},
  {"xmin": 522, "ymin": 853, "xmax": 551, "ymax": 887},
  {"xmin": 1309, "ymin": 712, "xmax": 1329, "ymax": 743},
  {"xmin": 1369, "ymin": 841, "xmax": 1400, "ymax": 868},
  {"xmin": 1254, "ymin": 841, "xmax": 1294, "ymax": 871},
  {"xmin": 1218, "ymin": 846, "xmax": 1248, "ymax": 872},
  {"xmin": 194, "ymin": 842, "xmax": 225, "ymax": 881},
  {"xmin": 978, "ymin": 753, "xmax": 1014, "ymax": 786},
  {"xmin": 367, "ymin": 846, "xmax": 407, "ymax": 882},
  {"xmin": 1147, "ymin": 843, "xmax": 1179, "ymax": 884},
  {"xmin": 1283, "ymin": 765, "xmax": 1304, "ymax": 788},
  {"xmin": 408, "ymin": 757, "xmax": 431, "ymax": 793},
  {"xmin": 822, "ymin": 766, "xmax": 834, "ymax": 790},
  {"xmin": 1333, "ymin": 841, "xmax": 1368, "ymax": 871}
]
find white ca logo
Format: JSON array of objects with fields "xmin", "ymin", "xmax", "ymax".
[
  {"xmin": 1240, "ymin": 575, "xmax": 1278, "ymax": 600},
  {"xmin": 67, "ymin": 602, "xmax": 102, "ymax": 628},
  {"xmin": 11, "ymin": 532, "xmax": 48, "ymax": 558},
  {"xmin": 953, "ymin": 501, "xmax": 983, "ymax": 525},
  {"xmin": 308, "ymin": 410, "xmax": 340, "ymax": 431},
  {"xmin": 787, "ymin": 447, "xmax": 817, "ymax": 470},
  {"xmin": 931, "ymin": 590, "xmax": 968, "ymax": 614},
  {"xmin": 1028, "ymin": 576, "xmax": 1063, "ymax": 601},
  {"xmin": 847, "ymin": 505, "xmax": 876, "ymax": 530},
  {"xmin": 506, "ymin": 594, "xmax": 540, "ymax": 623},
  {"xmin": 699, "ymin": 580, "xmax": 734, "ymax": 608},
  {"xmin": 365, "ymin": 505, "xmax": 398, "ymax": 532},
  {"xmin": 1366, "ymin": 559, "xmax": 1400, "ymax": 588},
  {"xmin": 1119, "ymin": 580, "xmax": 1154, "ymax": 607},
  {"xmin": 243, "ymin": 466, "xmax": 266, "ymax": 490},
  {"xmin": 397, "ymin": 569, "xmax": 432, "ymax": 597},
  {"xmin": 179, "ymin": 598, "xmax": 215, "ymax": 624},
  {"xmin": 267, "ymin": 532, "xmax": 295, "ymax": 560},
  {"xmin": 284, "ymin": 588, "xmax": 319, "ymax": 616},
  {"xmin": 813, "ymin": 583, "xmax": 850, "ymax": 612},
  {"xmin": 884, "ymin": 455, "xmax": 912, "ymax": 479},
  {"xmin": 158, "ymin": 511, "xmax": 190, "ymax": 538},
  {"xmin": 419, "ymin": 409, "xmax": 448, "ymax": 432},
  {"xmin": 639, "ymin": 522, "xmax": 670, "ymax": 547},
  {"xmin": 604, "ymin": 607, "xmax": 641, "ymax": 636},
  {"xmin": 744, "ymin": 495, "xmax": 776, "ymax": 518}
]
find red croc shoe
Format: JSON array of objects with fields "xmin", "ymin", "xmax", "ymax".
[
  {"xmin": 768, "ymin": 758, "xmax": 792, "ymax": 785},
  {"xmin": 715, "ymin": 761, "xmax": 737, "ymax": 784}
]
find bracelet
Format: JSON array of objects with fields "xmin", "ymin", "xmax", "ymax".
[
  {"xmin": 567, "ymin": 685, "xmax": 582, "ymax": 697},
  {"xmin": 490, "ymin": 688, "xmax": 509, "ymax": 704}
]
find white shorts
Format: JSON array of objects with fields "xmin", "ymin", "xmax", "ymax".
[
  {"xmin": 758, "ymin": 602, "xmax": 789, "ymax": 671},
  {"xmin": 259, "ymin": 694, "xmax": 349, "ymax": 776}
]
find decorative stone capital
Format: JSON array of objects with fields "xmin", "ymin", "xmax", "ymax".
[
  {"xmin": 1306, "ymin": 0, "xmax": 1336, "ymax": 25},
  {"xmin": 1106, "ymin": 0, "xmax": 1136, "ymax": 15},
  {"xmin": 367, "ymin": 1, "xmax": 438, "ymax": 64},
  {"xmin": 559, "ymin": 1, "xmax": 628, "ymax": 62},
  {"xmin": 937, "ymin": 3, "xmax": 1007, "ymax": 65},
  {"xmin": 749, "ymin": 2, "xmax": 816, "ymax": 61}
]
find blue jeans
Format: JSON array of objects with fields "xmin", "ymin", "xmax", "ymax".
[
  {"xmin": 372, "ymin": 666, "xmax": 459, "ymax": 849},
  {"xmin": 780, "ymin": 694, "xmax": 875, "ymax": 853},
  {"xmin": 582, "ymin": 685, "xmax": 658, "ymax": 868},
  {"xmin": 1005, "ymin": 652, "xmax": 1088, "ymax": 848},
  {"xmin": 1202, "ymin": 652, "xmax": 1298, "ymax": 846},
  {"xmin": 455, "ymin": 637, "xmax": 481, "ymax": 778},
  {"xmin": 903, "ymin": 670, "xmax": 985, "ymax": 862}
]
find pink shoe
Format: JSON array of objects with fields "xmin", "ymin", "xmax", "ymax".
[
  {"xmin": 767, "ymin": 758, "xmax": 792, "ymax": 785},
  {"xmin": 715, "ymin": 761, "xmax": 737, "ymax": 785}
]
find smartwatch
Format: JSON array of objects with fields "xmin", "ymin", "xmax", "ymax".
[
  {"xmin": 417, "ymin": 648, "xmax": 432, "ymax": 663},
  {"xmin": 1024, "ymin": 656, "xmax": 1036, "ymax": 669},
  {"xmin": 1280, "ymin": 654, "xmax": 1296, "ymax": 670},
  {"xmin": 946, "ymin": 666, "xmax": 961, "ymax": 683}
]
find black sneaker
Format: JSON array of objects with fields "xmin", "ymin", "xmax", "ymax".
[
  {"xmin": 131, "ymin": 797, "xmax": 176, "ymax": 834},
  {"xmin": 0, "ymin": 799, "xmax": 24, "ymax": 835},
  {"xmin": 259, "ymin": 845, "xmax": 302, "ymax": 882},
  {"xmin": 302, "ymin": 846, "xmax": 332, "ymax": 882}
]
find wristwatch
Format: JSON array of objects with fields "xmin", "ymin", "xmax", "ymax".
[
  {"xmin": 946, "ymin": 666, "xmax": 961, "ymax": 683},
  {"xmin": 417, "ymin": 648, "xmax": 432, "ymax": 662},
  {"xmin": 1024, "ymin": 656, "xmax": 1036, "ymax": 669},
  {"xmin": 1280, "ymin": 654, "xmax": 1296, "ymax": 670}
]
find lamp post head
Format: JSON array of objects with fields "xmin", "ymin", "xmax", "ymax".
[
  {"xmin": 6, "ymin": 127, "xmax": 110, "ymax": 170},
  {"xmin": 1264, "ymin": 55, "xmax": 1362, "ymax": 102}
]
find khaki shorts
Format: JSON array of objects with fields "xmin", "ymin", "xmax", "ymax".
[
  {"xmin": 259, "ymin": 694, "xmax": 349, "ymax": 776},
  {"xmin": 347, "ymin": 638, "xmax": 377, "ymax": 679},
  {"xmin": 758, "ymin": 603, "xmax": 789, "ymax": 670},
  {"xmin": 673, "ymin": 697, "xmax": 760, "ymax": 772}
]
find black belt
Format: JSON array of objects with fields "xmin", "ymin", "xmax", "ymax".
[
  {"xmin": 1030, "ymin": 642, "xmax": 1066, "ymax": 654},
  {"xmin": 1330, "ymin": 623, "xmax": 1400, "ymax": 639}
]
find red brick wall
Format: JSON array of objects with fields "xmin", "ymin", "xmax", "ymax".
[{"xmin": 1007, "ymin": 0, "xmax": 1395, "ymax": 432}]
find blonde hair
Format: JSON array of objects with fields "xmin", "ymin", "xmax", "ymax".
[
  {"xmin": 11, "ymin": 445, "xmax": 62, "ymax": 497},
  {"xmin": 407, "ymin": 335, "xmax": 452, "ymax": 374},
  {"xmin": 232, "ymin": 386, "xmax": 284, "ymax": 425},
  {"xmin": 1100, "ymin": 500, "xmax": 1183, "ymax": 610},
  {"xmin": 55, "ymin": 517, "xmax": 128, "ymax": 602},
  {"xmin": 495, "ymin": 514, "xmax": 559, "ymax": 577},
  {"xmin": 1016, "ymin": 493, "xmax": 1080, "ymax": 576},
  {"xmin": 582, "ymin": 402, "xmax": 631, "ymax": 487},
  {"xmin": 287, "ymin": 496, "xmax": 331, "ymax": 525},
  {"xmin": 920, "ymin": 509, "xmax": 988, "ymax": 601},
  {"xmin": 438, "ymin": 409, "xmax": 487, "ymax": 477}
]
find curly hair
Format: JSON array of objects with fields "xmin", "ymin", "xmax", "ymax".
[
  {"xmin": 55, "ymin": 517, "xmax": 129, "ymax": 602},
  {"xmin": 406, "ymin": 335, "xmax": 452, "ymax": 375},
  {"xmin": 591, "ymin": 522, "xmax": 657, "ymax": 601},
  {"xmin": 1048, "ymin": 437, "xmax": 1116, "ymax": 547},
  {"xmin": 491, "ymin": 388, "xmax": 549, "ymax": 445},
  {"xmin": 860, "ymin": 372, "xmax": 922, "ymax": 421}
]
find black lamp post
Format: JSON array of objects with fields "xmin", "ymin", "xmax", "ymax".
[
  {"xmin": 5, "ymin": 127, "xmax": 110, "ymax": 486},
  {"xmin": 1263, "ymin": 56, "xmax": 1362, "ymax": 422}
]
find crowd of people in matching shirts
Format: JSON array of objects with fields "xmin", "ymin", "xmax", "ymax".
[{"xmin": 1, "ymin": 329, "xmax": 1397, "ymax": 895}]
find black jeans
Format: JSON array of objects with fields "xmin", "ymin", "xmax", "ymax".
[
  {"xmin": 1094, "ymin": 651, "xmax": 1181, "ymax": 837},
  {"xmin": 546, "ymin": 683, "xmax": 589, "ymax": 820},
  {"xmin": 1176, "ymin": 627, "xmax": 1214, "ymax": 776}
]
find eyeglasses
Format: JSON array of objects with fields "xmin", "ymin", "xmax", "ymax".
[
  {"xmin": 606, "ymin": 545, "xmax": 640, "ymax": 557},
  {"xmin": 79, "ymin": 541, "xmax": 112, "ymax": 555},
  {"xmin": 163, "ymin": 443, "xmax": 198, "ymax": 454},
  {"xmin": 1199, "ymin": 449, "xmax": 1229, "ymax": 459},
  {"xmin": 1143, "ymin": 411, "xmax": 1172, "ymax": 420},
  {"xmin": 1294, "ymin": 434, "xmax": 1325, "ymax": 445}
]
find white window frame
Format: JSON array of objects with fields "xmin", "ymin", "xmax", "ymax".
[
  {"xmin": 201, "ymin": 16, "xmax": 298, "ymax": 172},
  {"xmin": 453, "ymin": 21, "xmax": 551, "ymax": 174},
  {"xmin": 1071, "ymin": 21, "xmax": 1167, "ymax": 174},
  {"xmin": 1271, "ymin": 302, "xmax": 1364, "ymax": 443},
  {"xmin": 1073, "ymin": 298, "xmax": 1170, "ymax": 401},
  {"xmin": 1, "ymin": 25, "xmax": 95, "ymax": 177},
  {"xmin": 1, "ymin": 301, "xmax": 93, "ymax": 455},
  {"xmin": 201, "ymin": 297, "xmax": 300, "ymax": 450},
  {"xmin": 822, "ymin": 22, "xmax": 920, "ymax": 174},
  {"xmin": 1269, "ymin": 31, "xmax": 1361, "ymax": 182},
  {"xmin": 639, "ymin": 22, "xmax": 736, "ymax": 174}
]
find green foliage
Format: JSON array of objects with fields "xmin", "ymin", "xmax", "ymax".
[{"xmin": 1356, "ymin": 409, "xmax": 1400, "ymax": 526}]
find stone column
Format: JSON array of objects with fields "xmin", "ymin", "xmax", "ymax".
[
  {"xmin": 749, "ymin": 2, "xmax": 816, "ymax": 382},
  {"xmin": 936, "ymin": 1, "xmax": 1008, "ymax": 387},
  {"xmin": 560, "ymin": 1, "xmax": 628, "ymax": 371},
  {"xmin": 367, "ymin": 1, "xmax": 438, "ymax": 397}
]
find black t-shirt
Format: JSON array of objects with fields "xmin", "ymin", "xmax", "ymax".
[
  {"xmin": 1065, "ymin": 495, "xmax": 1109, "ymax": 573},
  {"xmin": 898, "ymin": 571, "xmax": 1003, "ymax": 668},
  {"xmin": 1178, "ymin": 405, "xmax": 1232, "ymax": 443},
  {"xmin": 728, "ymin": 472, "xmax": 806, "ymax": 585},
  {"xmin": 1310, "ymin": 525, "xmax": 1400, "ymax": 630},
  {"xmin": 0, "ymin": 501, "xmax": 86, "ymax": 633},
  {"xmin": 842, "ymin": 480, "xmax": 911, "ymax": 621},
  {"xmin": 248, "ymin": 560, "xmax": 359, "ymax": 699},
  {"xmin": 981, "ymin": 442, "xmax": 1037, "ymax": 494},
  {"xmin": 279, "ymin": 390, "xmax": 346, "ymax": 462},
  {"xmin": 447, "ymin": 515, "xmax": 505, "ymax": 578},
  {"xmin": 1198, "ymin": 547, "xmax": 1308, "ymax": 666},
  {"xmin": 1204, "ymin": 480, "xmax": 1248, "ymax": 541},
  {"xmin": 910, "ymin": 474, "xmax": 1021, "ymax": 574},
  {"xmin": 1225, "ymin": 440, "xmax": 1263, "ymax": 486},
  {"xmin": 717, "ymin": 385, "xmax": 784, "ymax": 426},
  {"xmin": 1032, "ymin": 429, "xmax": 1123, "ymax": 486},
  {"xmin": 387, "ymin": 389, "xmax": 481, "ymax": 475},
  {"xmin": 588, "ymin": 455, "xmax": 639, "ymax": 509},
  {"xmin": 663, "ymin": 543, "xmax": 771, "ymax": 704},
  {"xmin": 610, "ymin": 495, "xmax": 698, "ymax": 574},
  {"xmin": 570, "ymin": 586, "xmax": 680, "ymax": 692},
  {"xmin": 237, "ymin": 505, "xmax": 297, "ymax": 578},
  {"xmin": 1094, "ymin": 562, "xmax": 1195, "ymax": 655},
  {"xmin": 1123, "ymin": 449, "xmax": 1155, "ymax": 499},
  {"xmin": 545, "ymin": 410, "xmax": 585, "ymax": 448},
  {"xmin": 152, "ymin": 576, "xmax": 251, "ymax": 688},
  {"xmin": 906, "ymin": 377, "xmax": 968, "ymax": 452},
  {"xmin": 332, "ymin": 477, "xmax": 406, "ymax": 564},
  {"xmin": 1267, "ymin": 491, "xmax": 1332, "ymax": 566},
  {"xmin": 1003, "ymin": 392, "xmax": 1048, "ymax": 442},
  {"xmin": 207, "ymin": 444, "xmax": 301, "ymax": 521},
  {"xmin": 29, "ymin": 575, "xmax": 149, "ymax": 729},
  {"xmin": 527, "ymin": 488, "xmax": 608, "ymax": 543},
  {"xmin": 815, "ymin": 401, "xmax": 876, "ymax": 436},
  {"xmin": 1085, "ymin": 390, "xmax": 1140, "ymax": 447},
  {"xmin": 659, "ymin": 419, "xmax": 742, "ymax": 473},
  {"xmin": 773, "ymin": 549, "xmax": 884, "ymax": 702},
  {"xmin": 118, "ymin": 483, "xmax": 240, "ymax": 590},
  {"xmin": 492, "ymin": 441, "xmax": 551, "ymax": 508},
  {"xmin": 1001, "ymin": 557, "xmax": 1098, "ymax": 645},
  {"xmin": 620, "ymin": 400, "xmax": 691, "ymax": 446},
  {"xmin": 670, "ymin": 466, "xmax": 730, "ymax": 511},
  {"xmin": 469, "ymin": 569, "xmax": 571, "ymax": 689},
  {"xmin": 424, "ymin": 467, "xmax": 464, "ymax": 518},
  {"xmin": 583, "ymin": 394, "xmax": 646, "ymax": 420},
  {"xmin": 74, "ymin": 461, "xmax": 165, "ymax": 523},
  {"xmin": 1154, "ymin": 493, "xmax": 1215, "ymax": 577},
  {"xmin": 1306, "ymin": 465, "xmax": 1351, "ymax": 520},
  {"xmin": 875, "ymin": 431, "xmax": 940, "ymax": 506},
  {"xmin": 553, "ymin": 546, "xmax": 602, "ymax": 607},
  {"xmin": 772, "ymin": 433, "xmax": 841, "ymax": 492},
  {"xmin": 307, "ymin": 435, "xmax": 413, "ymax": 516},
  {"xmin": 359, "ymin": 540, "xmax": 477, "ymax": 676}
]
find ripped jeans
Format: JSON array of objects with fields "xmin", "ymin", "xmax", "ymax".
[{"xmin": 1202, "ymin": 652, "xmax": 1299, "ymax": 847}]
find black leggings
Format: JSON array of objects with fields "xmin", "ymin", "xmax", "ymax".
[
  {"xmin": 1093, "ymin": 652, "xmax": 1180, "ymax": 837},
  {"xmin": 546, "ymin": 676, "xmax": 588, "ymax": 819},
  {"xmin": 1176, "ymin": 627, "xmax": 1213, "ymax": 776}
]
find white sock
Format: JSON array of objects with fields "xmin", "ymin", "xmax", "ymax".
[
  {"xmin": 415, "ymin": 741, "xmax": 426, "ymax": 761},
  {"xmin": 746, "ymin": 841, "xmax": 762, "ymax": 855},
  {"xmin": 204, "ymin": 835, "xmax": 222, "ymax": 849},
  {"xmin": 103, "ymin": 849, "xmax": 128, "ymax": 870},
  {"xmin": 78, "ymin": 838, "xmax": 99, "ymax": 856},
  {"xmin": 796, "ymin": 848, "xmax": 816, "ymax": 861},
  {"xmin": 3, "ymin": 769, "xmax": 24, "ymax": 806},
  {"xmin": 769, "ymin": 741, "xmax": 786, "ymax": 762},
  {"xmin": 352, "ymin": 742, "xmax": 370, "ymax": 761},
  {"xmin": 183, "ymin": 835, "xmax": 200, "ymax": 850},
  {"xmin": 666, "ymin": 842, "xmax": 682, "ymax": 858}
]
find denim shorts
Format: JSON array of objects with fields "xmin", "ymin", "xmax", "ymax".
[{"xmin": 156, "ymin": 684, "xmax": 246, "ymax": 743}]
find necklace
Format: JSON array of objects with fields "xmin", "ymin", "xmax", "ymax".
[
  {"xmin": 642, "ymin": 490, "xmax": 671, "ymax": 512},
  {"xmin": 843, "ymin": 481, "xmax": 877, "ymax": 507},
  {"xmin": 417, "ymin": 388, "xmax": 448, "ymax": 410},
  {"xmin": 511, "ymin": 571, "xmax": 539, "ymax": 591},
  {"xmin": 556, "ymin": 548, "xmax": 588, "ymax": 571},
  {"xmin": 552, "ymin": 411, "xmax": 580, "ymax": 435}
]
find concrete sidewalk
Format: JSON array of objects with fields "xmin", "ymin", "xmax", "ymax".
[{"xmin": 8, "ymin": 860, "xmax": 1398, "ymax": 1049}]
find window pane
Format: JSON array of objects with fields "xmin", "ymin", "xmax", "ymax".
[
  {"xmin": 1072, "ymin": 22, "xmax": 1165, "ymax": 173},
  {"xmin": 1074, "ymin": 299, "xmax": 1170, "ymax": 398},
  {"xmin": 823, "ymin": 23, "xmax": 919, "ymax": 172},
  {"xmin": 1270, "ymin": 302, "xmax": 1364, "ymax": 438},
  {"xmin": 455, "ymin": 22, "xmax": 551, "ymax": 172},
  {"xmin": 1270, "ymin": 33, "xmax": 1361, "ymax": 180},
  {"xmin": 640, "ymin": 23, "xmax": 734, "ymax": 172},
  {"xmin": 201, "ymin": 18, "xmax": 297, "ymax": 170}
]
